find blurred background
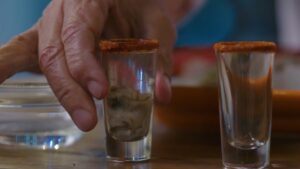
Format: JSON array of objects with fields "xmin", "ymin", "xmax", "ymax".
[
  {"xmin": 1, "ymin": 0, "xmax": 300, "ymax": 48},
  {"xmin": 1, "ymin": 0, "xmax": 300, "ymax": 133},
  {"xmin": 1, "ymin": 0, "xmax": 300, "ymax": 88},
  {"xmin": 0, "ymin": 0, "xmax": 49, "ymax": 43}
]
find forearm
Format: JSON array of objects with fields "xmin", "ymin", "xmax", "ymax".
[{"xmin": 0, "ymin": 30, "xmax": 39, "ymax": 82}]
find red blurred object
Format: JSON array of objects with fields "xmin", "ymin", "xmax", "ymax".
[
  {"xmin": 172, "ymin": 47, "xmax": 215, "ymax": 76},
  {"xmin": 155, "ymin": 47, "xmax": 300, "ymax": 134}
]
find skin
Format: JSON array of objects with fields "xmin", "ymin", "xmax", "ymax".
[{"xmin": 0, "ymin": 0, "xmax": 177, "ymax": 132}]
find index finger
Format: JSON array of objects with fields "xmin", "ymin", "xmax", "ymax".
[
  {"xmin": 38, "ymin": 0, "xmax": 97, "ymax": 131},
  {"xmin": 61, "ymin": 0, "xmax": 112, "ymax": 99}
]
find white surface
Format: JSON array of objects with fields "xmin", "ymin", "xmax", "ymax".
[{"xmin": 276, "ymin": 0, "xmax": 300, "ymax": 50}]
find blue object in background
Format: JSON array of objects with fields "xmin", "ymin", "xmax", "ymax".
[
  {"xmin": 228, "ymin": 0, "xmax": 277, "ymax": 42},
  {"xmin": 0, "ymin": 0, "xmax": 50, "ymax": 43},
  {"xmin": 0, "ymin": 0, "xmax": 277, "ymax": 47},
  {"xmin": 176, "ymin": 0, "xmax": 277, "ymax": 47},
  {"xmin": 176, "ymin": 0, "xmax": 236, "ymax": 47}
]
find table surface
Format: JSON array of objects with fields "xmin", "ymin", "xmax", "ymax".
[{"xmin": 0, "ymin": 117, "xmax": 300, "ymax": 169}]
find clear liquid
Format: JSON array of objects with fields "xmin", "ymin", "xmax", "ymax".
[
  {"xmin": 104, "ymin": 87, "xmax": 153, "ymax": 142},
  {"xmin": 0, "ymin": 126, "xmax": 81, "ymax": 150},
  {"xmin": 0, "ymin": 75, "xmax": 83, "ymax": 149},
  {"xmin": 0, "ymin": 98, "xmax": 82, "ymax": 149}
]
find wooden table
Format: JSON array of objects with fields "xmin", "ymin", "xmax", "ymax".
[{"xmin": 0, "ymin": 117, "xmax": 300, "ymax": 169}]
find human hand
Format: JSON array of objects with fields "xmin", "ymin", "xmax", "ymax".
[{"xmin": 0, "ymin": 0, "xmax": 176, "ymax": 131}]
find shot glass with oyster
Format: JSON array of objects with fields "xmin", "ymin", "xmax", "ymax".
[
  {"xmin": 105, "ymin": 86, "xmax": 153, "ymax": 142},
  {"xmin": 100, "ymin": 39, "xmax": 158, "ymax": 162}
]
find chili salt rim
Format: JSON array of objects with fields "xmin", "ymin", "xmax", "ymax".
[
  {"xmin": 99, "ymin": 39, "xmax": 159, "ymax": 53},
  {"xmin": 214, "ymin": 41, "xmax": 277, "ymax": 53}
]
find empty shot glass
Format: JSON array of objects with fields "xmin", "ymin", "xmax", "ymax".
[
  {"xmin": 214, "ymin": 42, "xmax": 276, "ymax": 168},
  {"xmin": 99, "ymin": 39, "xmax": 158, "ymax": 162}
]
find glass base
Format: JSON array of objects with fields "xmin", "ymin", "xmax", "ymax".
[
  {"xmin": 0, "ymin": 126, "xmax": 82, "ymax": 150},
  {"xmin": 222, "ymin": 140, "xmax": 270, "ymax": 169},
  {"xmin": 223, "ymin": 162, "xmax": 269, "ymax": 169},
  {"xmin": 106, "ymin": 132, "xmax": 152, "ymax": 162}
]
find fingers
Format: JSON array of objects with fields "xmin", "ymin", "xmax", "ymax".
[
  {"xmin": 143, "ymin": 3, "xmax": 176, "ymax": 103},
  {"xmin": 61, "ymin": 0, "xmax": 112, "ymax": 99},
  {"xmin": 0, "ymin": 27, "xmax": 39, "ymax": 83},
  {"xmin": 39, "ymin": 0, "xmax": 97, "ymax": 131},
  {"xmin": 144, "ymin": 2, "xmax": 176, "ymax": 75},
  {"xmin": 155, "ymin": 72, "xmax": 172, "ymax": 104}
]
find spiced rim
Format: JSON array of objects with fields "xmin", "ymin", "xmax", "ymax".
[
  {"xmin": 214, "ymin": 41, "xmax": 276, "ymax": 53},
  {"xmin": 99, "ymin": 39, "xmax": 159, "ymax": 52}
]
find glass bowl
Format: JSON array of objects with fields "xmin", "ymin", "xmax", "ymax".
[{"xmin": 0, "ymin": 72, "xmax": 82, "ymax": 150}]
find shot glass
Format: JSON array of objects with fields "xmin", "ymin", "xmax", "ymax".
[
  {"xmin": 99, "ymin": 39, "xmax": 158, "ymax": 162},
  {"xmin": 214, "ymin": 42, "xmax": 276, "ymax": 168}
]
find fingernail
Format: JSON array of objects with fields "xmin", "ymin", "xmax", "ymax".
[
  {"xmin": 158, "ymin": 72, "xmax": 172, "ymax": 89},
  {"xmin": 155, "ymin": 72, "xmax": 172, "ymax": 104},
  {"xmin": 163, "ymin": 74, "xmax": 171, "ymax": 87},
  {"xmin": 88, "ymin": 81, "xmax": 104, "ymax": 98},
  {"xmin": 163, "ymin": 75, "xmax": 172, "ymax": 102},
  {"xmin": 72, "ymin": 109, "xmax": 95, "ymax": 132}
]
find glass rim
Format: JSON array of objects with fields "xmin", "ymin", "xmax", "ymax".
[
  {"xmin": 0, "ymin": 79, "xmax": 61, "ymax": 108},
  {"xmin": 214, "ymin": 41, "xmax": 277, "ymax": 53},
  {"xmin": 0, "ymin": 82, "xmax": 50, "ymax": 89},
  {"xmin": 99, "ymin": 39, "xmax": 159, "ymax": 53}
]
